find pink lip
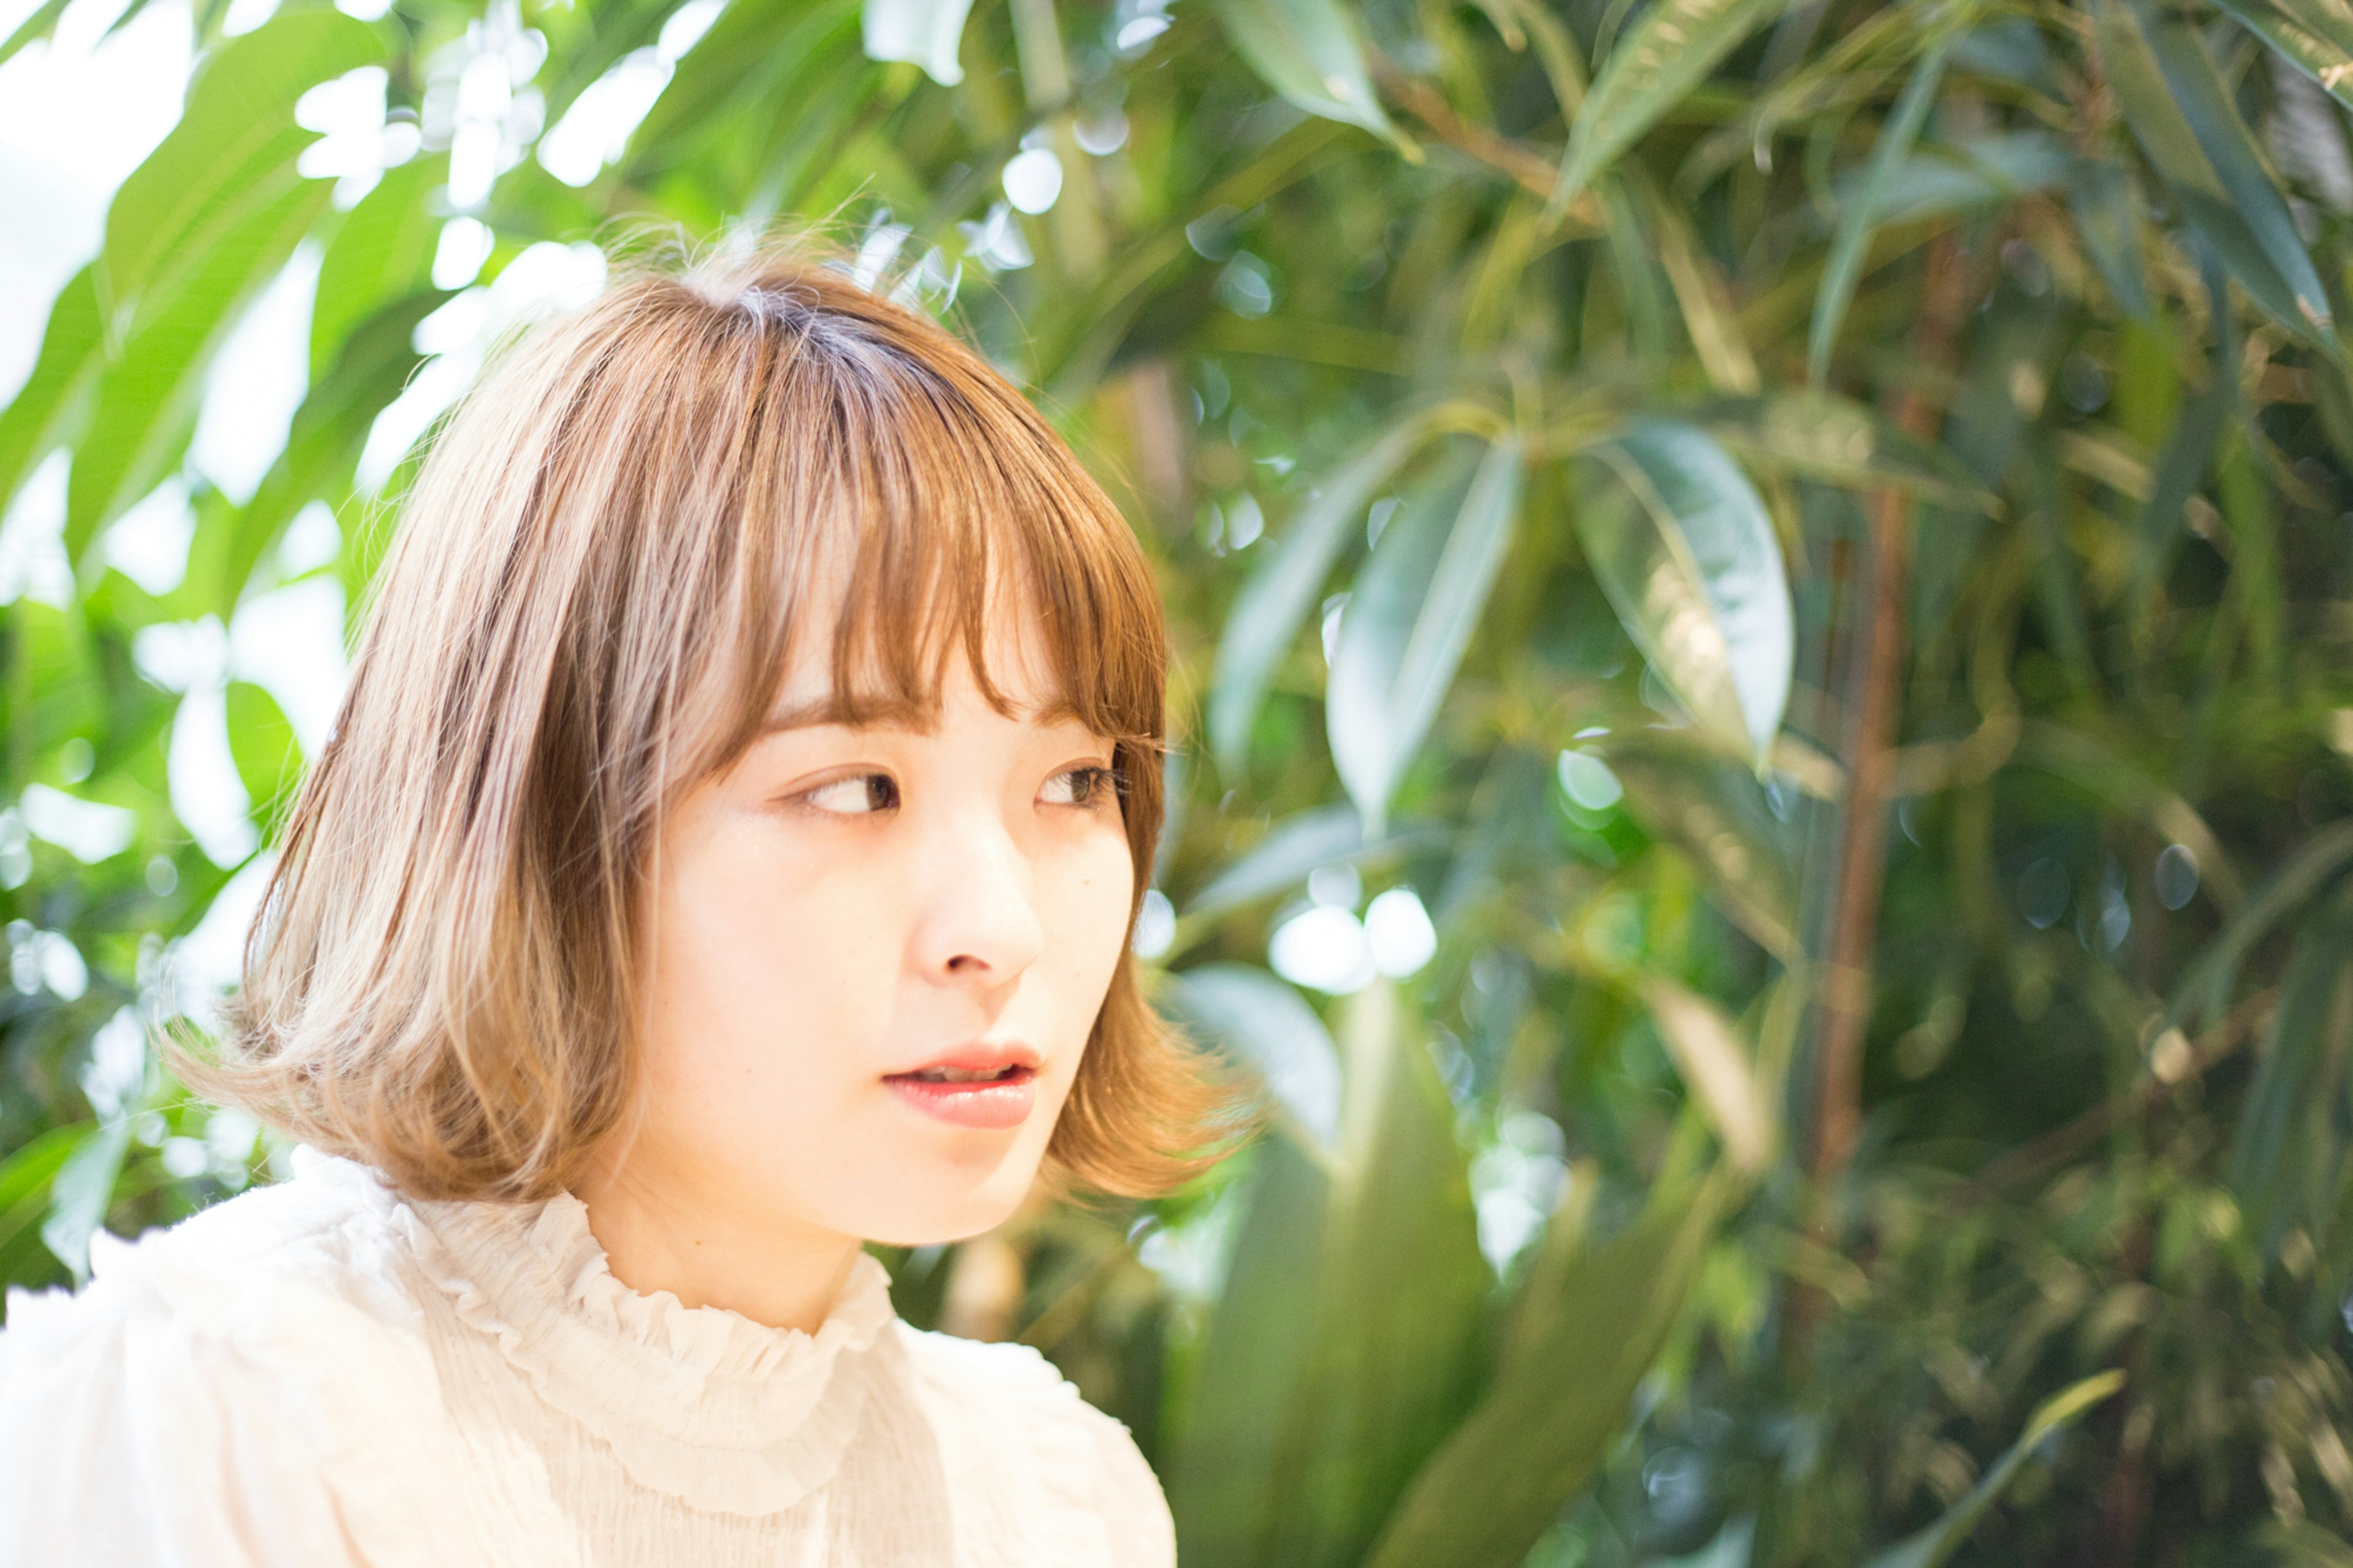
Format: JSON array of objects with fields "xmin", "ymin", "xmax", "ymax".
[{"xmin": 883, "ymin": 1043, "xmax": 1042, "ymax": 1131}]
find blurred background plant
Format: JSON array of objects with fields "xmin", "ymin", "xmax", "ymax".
[{"xmin": 4, "ymin": 0, "xmax": 2353, "ymax": 1558}]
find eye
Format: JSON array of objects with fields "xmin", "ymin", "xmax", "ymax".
[
  {"xmin": 1041, "ymin": 764, "xmax": 1120, "ymax": 810},
  {"xmin": 799, "ymin": 772, "xmax": 900, "ymax": 816}
]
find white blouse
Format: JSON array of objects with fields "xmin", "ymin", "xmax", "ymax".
[{"xmin": 0, "ymin": 1148, "xmax": 1174, "ymax": 1567}]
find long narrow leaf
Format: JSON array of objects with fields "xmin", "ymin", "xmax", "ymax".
[
  {"xmin": 1328, "ymin": 437, "xmax": 1523, "ymax": 835},
  {"xmin": 1211, "ymin": 0, "xmax": 1406, "ymax": 146},
  {"xmin": 1574, "ymin": 420, "xmax": 1794, "ymax": 765},
  {"xmin": 1811, "ymin": 40, "xmax": 1951, "ymax": 386},
  {"xmin": 1859, "ymin": 1371, "xmax": 2127, "ymax": 1568},
  {"xmin": 1551, "ymin": 0, "xmax": 1792, "ymax": 216},
  {"xmin": 0, "ymin": 267, "xmax": 102, "ymax": 518},
  {"xmin": 2096, "ymin": 0, "xmax": 2340, "ymax": 355},
  {"xmin": 1363, "ymin": 1173, "xmax": 1724, "ymax": 1568},
  {"xmin": 2213, "ymin": 0, "xmax": 2353, "ymax": 111},
  {"xmin": 1208, "ymin": 409, "xmax": 1452, "ymax": 774}
]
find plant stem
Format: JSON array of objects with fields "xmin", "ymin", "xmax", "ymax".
[{"xmin": 1808, "ymin": 232, "xmax": 1969, "ymax": 1192}]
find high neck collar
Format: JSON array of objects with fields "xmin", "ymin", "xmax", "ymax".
[{"xmin": 299, "ymin": 1151, "xmax": 900, "ymax": 1517}]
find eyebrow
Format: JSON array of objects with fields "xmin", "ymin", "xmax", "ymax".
[{"xmin": 759, "ymin": 691, "xmax": 1089, "ymax": 735}]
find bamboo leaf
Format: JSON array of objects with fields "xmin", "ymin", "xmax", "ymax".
[
  {"xmin": 1363, "ymin": 1173, "xmax": 1724, "ymax": 1568},
  {"xmin": 309, "ymin": 157, "xmax": 440, "ymax": 379},
  {"xmin": 1208, "ymin": 408, "xmax": 1455, "ymax": 775},
  {"xmin": 2096, "ymin": 0, "xmax": 2340, "ymax": 355},
  {"xmin": 1171, "ymin": 1129, "xmax": 1333, "ymax": 1565},
  {"xmin": 2213, "ymin": 0, "xmax": 2353, "ymax": 111},
  {"xmin": 1175, "ymin": 982, "xmax": 1487, "ymax": 1568},
  {"xmin": 1328, "ymin": 437, "xmax": 1523, "ymax": 835},
  {"xmin": 1859, "ymin": 1371, "xmax": 2127, "ymax": 1568},
  {"xmin": 100, "ymin": 9, "xmax": 382, "ymax": 317},
  {"xmin": 2228, "ymin": 875, "xmax": 2353, "ymax": 1262},
  {"xmin": 1211, "ymin": 0, "xmax": 1408, "ymax": 148},
  {"xmin": 1573, "ymin": 420, "xmax": 1793, "ymax": 765},
  {"xmin": 1550, "ymin": 0, "xmax": 1792, "ymax": 216},
  {"xmin": 1686, "ymin": 392, "xmax": 1998, "ymax": 512},
  {"xmin": 0, "ymin": 266, "xmax": 103, "ymax": 518},
  {"xmin": 67, "ymin": 177, "xmax": 332, "ymax": 564},
  {"xmin": 219, "ymin": 289, "xmax": 440, "ymax": 614},
  {"xmin": 1811, "ymin": 40, "xmax": 1951, "ymax": 385},
  {"xmin": 1637, "ymin": 972, "xmax": 1775, "ymax": 1172}
]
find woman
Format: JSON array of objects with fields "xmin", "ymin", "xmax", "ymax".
[{"xmin": 0, "ymin": 248, "xmax": 1233, "ymax": 1565}]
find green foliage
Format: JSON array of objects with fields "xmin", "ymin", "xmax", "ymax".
[{"xmin": 4, "ymin": 0, "xmax": 2353, "ymax": 1559}]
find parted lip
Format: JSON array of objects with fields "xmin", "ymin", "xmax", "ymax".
[{"xmin": 884, "ymin": 1040, "xmax": 1042, "ymax": 1078}]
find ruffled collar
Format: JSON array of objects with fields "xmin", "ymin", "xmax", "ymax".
[{"xmin": 396, "ymin": 1173, "xmax": 900, "ymax": 1517}]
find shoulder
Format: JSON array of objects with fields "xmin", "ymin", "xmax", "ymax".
[
  {"xmin": 895, "ymin": 1324, "xmax": 1175, "ymax": 1568},
  {"xmin": 0, "ymin": 1153, "xmax": 444, "ymax": 1567},
  {"xmin": 4, "ymin": 1148, "xmax": 425, "ymax": 1353}
]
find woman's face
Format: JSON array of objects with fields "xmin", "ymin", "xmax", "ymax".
[{"xmin": 624, "ymin": 607, "xmax": 1136, "ymax": 1248}]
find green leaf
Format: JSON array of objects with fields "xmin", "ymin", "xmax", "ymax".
[
  {"xmin": 1176, "ymin": 982, "xmax": 1488, "ymax": 1568},
  {"xmin": 2212, "ymin": 0, "xmax": 2353, "ymax": 112},
  {"xmin": 1811, "ymin": 40, "xmax": 1950, "ymax": 386},
  {"xmin": 0, "ymin": 0, "xmax": 72, "ymax": 71},
  {"xmin": 1686, "ymin": 392, "xmax": 1998, "ymax": 512},
  {"xmin": 0, "ymin": 265, "xmax": 103, "ymax": 518},
  {"xmin": 218, "ymin": 289, "xmax": 440, "ymax": 615},
  {"xmin": 39, "ymin": 1116, "xmax": 133, "ymax": 1286},
  {"xmin": 2228, "ymin": 874, "xmax": 2353, "ymax": 1262},
  {"xmin": 1165, "ymin": 963, "xmax": 1344, "ymax": 1151},
  {"xmin": 1185, "ymin": 803, "xmax": 1365, "ymax": 922},
  {"xmin": 861, "ymin": 0, "xmax": 976, "ymax": 86},
  {"xmin": 2133, "ymin": 258, "xmax": 2234, "ymax": 608},
  {"xmin": 1550, "ymin": 0, "xmax": 1792, "ymax": 214},
  {"xmin": 2067, "ymin": 160, "xmax": 2153, "ymax": 319},
  {"xmin": 1607, "ymin": 733, "xmax": 1800, "ymax": 962},
  {"xmin": 1573, "ymin": 420, "xmax": 1792, "ymax": 765},
  {"xmin": 100, "ymin": 9, "xmax": 382, "ymax": 317},
  {"xmin": 2166, "ymin": 820, "xmax": 2353, "ymax": 1033},
  {"xmin": 309, "ymin": 157, "xmax": 440, "ymax": 379},
  {"xmin": 1172, "ymin": 1129, "xmax": 1333, "ymax": 1566},
  {"xmin": 1858, "ymin": 1371, "xmax": 2126, "ymax": 1568},
  {"xmin": 1636, "ymin": 972, "xmax": 1774, "ymax": 1172},
  {"xmin": 1210, "ymin": 0, "xmax": 1406, "ymax": 147},
  {"xmin": 1208, "ymin": 409, "xmax": 1453, "ymax": 775},
  {"xmin": 2096, "ymin": 0, "xmax": 2339, "ymax": 356},
  {"xmin": 1328, "ymin": 437, "xmax": 1521, "ymax": 836},
  {"xmin": 67, "ymin": 176, "xmax": 332, "ymax": 564},
  {"xmin": 0, "ymin": 1126, "xmax": 83, "ymax": 1287},
  {"xmin": 225, "ymin": 680, "xmax": 301, "ymax": 830},
  {"xmin": 1362, "ymin": 1174, "xmax": 1724, "ymax": 1568}
]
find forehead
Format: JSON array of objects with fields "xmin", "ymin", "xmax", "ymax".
[{"xmin": 763, "ymin": 548, "xmax": 1079, "ymax": 733}]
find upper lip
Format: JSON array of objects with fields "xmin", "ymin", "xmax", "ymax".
[{"xmin": 885, "ymin": 1040, "xmax": 1042, "ymax": 1078}]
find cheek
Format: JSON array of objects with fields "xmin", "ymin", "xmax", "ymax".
[
  {"xmin": 1039, "ymin": 831, "xmax": 1137, "ymax": 1019},
  {"xmin": 642, "ymin": 812, "xmax": 899, "ymax": 1110}
]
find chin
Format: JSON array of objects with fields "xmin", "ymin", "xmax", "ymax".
[{"xmin": 857, "ymin": 1159, "xmax": 1040, "ymax": 1249}]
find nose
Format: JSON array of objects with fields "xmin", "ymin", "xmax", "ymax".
[{"xmin": 911, "ymin": 805, "xmax": 1045, "ymax": 990}]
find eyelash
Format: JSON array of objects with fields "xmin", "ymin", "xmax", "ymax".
[
  {"xmin": 1048, "ymin": 765, "xmax": 1123, "ymax": 810},
  {"xmin": 794, "ymin": 765, "xmax": 1121, "ymax": 817}
]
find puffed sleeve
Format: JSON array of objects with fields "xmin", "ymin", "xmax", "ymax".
[
  {"xmin": 904, "ymin": 1327, "xmax": 1178, "ymax": 1568},
  {"xmin": 0, "ymin": 1238, "xmax": 365, "ymax": 1568},
  {"xmin": 1061, "ymin": 1393, "xmax": 1178, "ymax": 1568}
]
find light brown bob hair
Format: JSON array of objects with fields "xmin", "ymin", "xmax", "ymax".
[{"xmin": 180, "ymin": 244, "xmax": 1232, "ymax": 1204}]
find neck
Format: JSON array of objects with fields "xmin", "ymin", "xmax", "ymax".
[{"xmin": 570, "ymin": 1154, "xmax": 865, "ymax": 1335}]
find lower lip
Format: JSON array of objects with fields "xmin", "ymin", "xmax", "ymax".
[{"xmin": 884, "ymin": 1068, "xmax": 1037, "ymax": 1129}]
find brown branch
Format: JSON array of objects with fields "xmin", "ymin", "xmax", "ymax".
[
  {"xmin": 1808, "ymin": 232, "xmax": 1973, "ymax": 1192},
  {"xmin": 1371, "ymin": 64, "xmax": 1601, "ymax": 226},
  {"xmin": 1963, "ymin": 990, "xmax": 2276, "ymax": 1203}
]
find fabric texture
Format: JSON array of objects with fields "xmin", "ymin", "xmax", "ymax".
[{"xmin": 0, "ymin": 1148, "xmax": 1174, "ymax": 1567}]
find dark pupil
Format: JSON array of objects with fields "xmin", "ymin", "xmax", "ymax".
[{"xmin": 864, "ymin": 775, "xmax": 899, "ymax": 811}]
